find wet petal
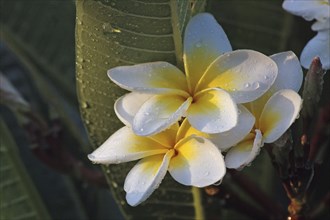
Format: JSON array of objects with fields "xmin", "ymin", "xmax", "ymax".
[
  {"xmin": 169, "ymin": 136, "xmax": 226, "ymax": 187},
  {"xmin": 115, "ymin": 92, "xmax": 153, "ymax": 126},
  {"xmin": 300, "ymin": 30, "xmax": 330, "ymax": 70},
  {"xmin": 260, "ymin": 90, "xmax": 302, "ymax": 143},
  {"xmin": 88, "ymin": 126, "xmax": 169, "ymax": 164},
  {"xmin": 282, "ymin": 0, "xmax": 330, "ymax": 21},
  {"xmin": 124, "ymin": 151, "xmax": 174, "ymax": 206},
  {"xmin": 249, "ymin": 52, "xmax": 303, "ymax": 119},
  {"xmin": 133, "ymin": 94, "xmax": 192, "ymax": 136},
  {"xmin": 108, "ymin": 61, "xmax": 189, "ymax": 96},
  {"xmin": 208, "ymin": 105, "xmax": 255, "ymax": 151},
  {"xmin": 178, "ymin": 105, "xmax": 255, "ymax": 151},
  {"xmin": 225, "ymin": 130, "xmax": 263, "ymax": 169},
  {"xmin": 196, "ymin": 50, "xmax": 278, "ymax": 103},
  {"xmin": 187, "ymin": 88, "xmax": 238, "ymax": 133},
  {"xmin": 270, "ymin": 51, "xmax": 303, "ymax": 93},
  {"xmin": 184, "ymin": 13, "xmax": 232, "ymax": 91}
]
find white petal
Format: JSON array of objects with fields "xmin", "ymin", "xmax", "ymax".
[
  {"xmin": 282, "ymin": 0, "xmax": 330, "ymax": 21},
  {"xmin": 209, "ymin": 105, "xmax": 256, "ymax": 151},
  {"xmin": 169, "ymin": 136, "xmax": 226, "ymax": 187},
  {"xmin": 124, "ymin": 151, "xmax": 174, "ymax": 206},
  {"xmin": 184, "ymin": 13, "xmax": 232, "ymax": 91},
  {"xmin": 196, "ymin": 50, "xmax": 278, "ymax": 103},
  {"xmin": 108, "ymin": 61, "xmax": 189, "ymax": 96},
  {"xmin": 115, "ymin": 92, "xmax": 153, "ymax": 126},
  {"xmin": 300, "ymin": 30, "xmax": 330, "ymax": 70},
  {"xmin": 225, "ymin": 130, "xmax": 263, "ymax": 170},
  {"xmin": 260, "ymin": 90, "xmax": 302, "ymax": 143},
  {"xmin": 133, "ymin": 94, "xmax": 192, "ymax": 136},
  {"xmin": 88, "ymin": 127, "xmax": 168, "ymax": 164},
  {"xmin": 270, "ymin": 51, "xmax": 303, "ymax": 93},
  {"xmin": 187, "ymin": 88, "xmax": 238, "ymax": 133},
  {"xmin": 312, "ymin": 19, "xmax": 330, "ymax": 31},
  {"xmin": 177, "ymin": 105, "xmax": 254, "ymax": 151}
]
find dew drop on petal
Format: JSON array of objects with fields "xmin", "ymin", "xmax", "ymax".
[
  {"xmin": 195, "ymin": 41, "xmax": 202, "ymax": 48},
  {"xmin": 244, "ymin": 83, "xmax": 250, "ymax": 88},
  {"xmin": 252, "ymin": 82, "xmax": 260, "ymax": 90},
  {"xmin": 213, "ymin": 179, "xmax": 223, "ymax": 186}
]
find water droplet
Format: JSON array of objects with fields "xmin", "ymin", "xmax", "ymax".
[
  {"xmin": 213, "ymin": 179, "xmax": 222, "ymax": 186},
  {"xmin": 112, "ymin": 181, "xmax": 118, "ymax": 188},
  {"xmin": 140, "ymin": 128, "xmax": 144, "ymax": 132},
  {"xmin": 244, "ymin": 83, "xmax": 250, "ymax": 88},
  {"xmin": 82, "ymin": 101, "xmax": 90, "ymax": 109},
  {"xmin": 264, "ymin": 75, "xmax": 269, "ymax": 80},
  {"xmin": 252, "ymin": 82, "xmax": 260, "ymax": 89},
  {"xmin": 195, "ymin": 41, "xmax": 202, "ymax": 48},
  {"xmin": 204, "ymin": 171, "xmax": 210, "ymax": 176}
]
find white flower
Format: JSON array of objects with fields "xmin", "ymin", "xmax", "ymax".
[
  {"xmin": 88, "ymin": 123, "xmax": 226, "ymax": 206},
  {"xmin": 109, "ymin": 13, "xmax": 278, "ymax": 136},
  {"xmin": 283, "ymin": 0, "xmax": 330, "ymax": 69},
  {"xmin": 224, "ymin": 52, "xmax": 303, "ymax": 169}
]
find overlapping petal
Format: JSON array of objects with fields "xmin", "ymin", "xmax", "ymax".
[
  {"xmin": 312, "ymin": 18, "xmax": 330, "ymax": 31},
  {"xmin": 225, "ymin": 130, "xmax": 263, "ymax": 169},
  {"xmin": 87, "ymin": 127, "xmax": 169, "ymax": 164},
  {"xmin": 178, "ymin": 105, "xmax": 255, "ymax": 151},
  {"xmin": 108, "ymin": 61, "xmax": 189, "ymax": 96},
  {"xmin": 300, "ymin": 30, "xmax": 330, "ymax": 70},
  {"xmin": 270, "ymin": 51, "xmax": 303, "ymax": 93},
  {"xmin": 184, "ymin": 13, "xmax": 232, "ymax": 91},
  {"xmin": 259, "ymin": 90, "xmax": 302, "ymax": 143},
  {"xmin": 169, "ymin": 136, "xmax": 225, "ymax": 187},
  {"xmin": 196, "ymin": 50, "xmax": 278, "ymax": 103},
  {"xmin": 148, "ymin": 124, "xmax": 179, "ymax": 149},
  {"xmin": 124, "ymin": 150, "xmax": 174, "ymax": 206},
  {"xmin": 115, "ymin": 92, "xmax": 153, "ymax": 126},
  {"xmin": 133, "ymin": 94, "xmax": 192, "ymax": 136},
  {"xmin": 187, "ymin": 88, "xmax": 238, "ymax": 133},
  {"xmin": 282, "ymin": 0, "xmax": 330, "ymax": 21}
]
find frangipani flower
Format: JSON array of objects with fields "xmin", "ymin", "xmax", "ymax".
[
  {"xmin": 300, "ymin": 27, "xmax": 330, "ymax": 70},
  {"xmin": 88, "ymin": 124, "xmax": 226, "ymax": 206},
  {"xmin": 224, "ymin": 51, "xmax": 303, "ymax": 169},
  {"xmin": 176, "ymin": 105, "xmax": 256, "ymax": 152},
  {"xmin": 283, "ymin": 0, "xmax": 330, "ymax": 69},
  {"xmin": 109, "ymin": 13, "xmax": 278, "ymax": 136},
  {"xmin": 283, "ymin": 0, "xmax": 330, "ymax": 22}
]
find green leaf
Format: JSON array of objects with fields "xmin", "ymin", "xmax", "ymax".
[
  {"xmin": 0, "ymin": 0, "xmax": 89, "ymax": 149},
  {"xmin": 0, "ymin": 118, "xmax": 51, "ymax": 220},
  {"xmin": 76, "ymin": 0, "xmax": 206, "ymax": 219}
]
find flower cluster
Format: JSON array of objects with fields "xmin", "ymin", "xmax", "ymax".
[
  {"xmin": 88, "ymin": 13, "xmax": 303, "ymax": 206},
  {"xmin": 283, "ymin": 0, "xmax": 330, "ymax": 69}
]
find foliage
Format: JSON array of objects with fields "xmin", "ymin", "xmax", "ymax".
[{"xmin": 0, "ymin": 0, "xmax": 329, "ymax": 219}]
